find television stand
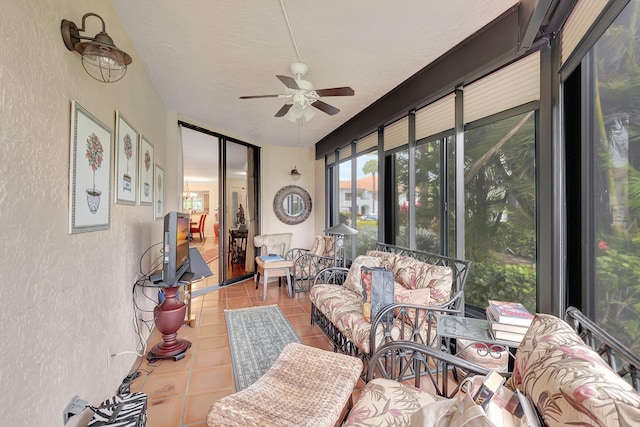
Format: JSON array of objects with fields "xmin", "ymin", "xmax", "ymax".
[{"xmin": 146, "ymin": 277, "xmax": 193, "ymax": 362}]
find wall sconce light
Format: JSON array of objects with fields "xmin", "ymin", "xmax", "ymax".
[
  {"xmin": 61, "ymin": 13, "xmax": 132, "ymax": 83},
  {"xmin": 290, "ymin": 166, "xmax": 301, "ymax": 181}
]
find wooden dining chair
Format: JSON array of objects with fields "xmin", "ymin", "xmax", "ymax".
[{"xmin": 190, "ymin": 214, "xmax": 207, "ymax": 241}]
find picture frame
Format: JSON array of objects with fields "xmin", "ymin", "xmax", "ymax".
[
  {"xmin": 115, "ymin": 111, "xmax": 138, "ymax": 205},
  {"xmin": 154, "ymin": 164, "xmax": 164, "ymax": 220},
  {"xmin": 138, "ymin": 135, "xmax": 154, "ymax": 205},
  {"xmin": 69, "ymin": 101, "xmax": 112, "ymax": 234}
]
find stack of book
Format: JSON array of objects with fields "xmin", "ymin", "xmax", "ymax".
[{"xmin": 486, "ymin": 300, "xmax": 534, "ymax": 345}]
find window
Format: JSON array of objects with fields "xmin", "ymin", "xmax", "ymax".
[
  {"xmin": 463, "ymin": 111, "xmax": 537, "ymax": 312},
  {"xmin": 582, "ymin": 0, "xmax": 640, "ymax": 354},
  {"xmin": 356, "ymin": 151, "xmax": 378, "ymax": 256},
  {"xmin": 393, "ymin": 149, "xmax": 410, "ymax": 248},
  {"xmin": 415, "ymin": 138, "xmax": 442, "ymax": 253}
]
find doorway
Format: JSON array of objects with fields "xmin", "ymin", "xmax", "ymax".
[{"xmin": 180, "ymin": 123, "xmax": 260, "ymax": 294}]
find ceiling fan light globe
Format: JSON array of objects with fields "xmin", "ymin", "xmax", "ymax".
[
  {"xmin": 303, "ymin": 107, "xmax": 316, "ymax": 122},
  {"xmin": 284, "ymin": 105, "xmax": 304, "ymax": 122}
]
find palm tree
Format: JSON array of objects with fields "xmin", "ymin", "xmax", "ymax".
[{"xmin": 362, "ymin": 159, "xmax": 378, "ymax": 213}]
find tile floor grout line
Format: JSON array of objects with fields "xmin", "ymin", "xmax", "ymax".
[{"xmin": 179, "ymin": 291, "xmax": 203, "ymax": 427}]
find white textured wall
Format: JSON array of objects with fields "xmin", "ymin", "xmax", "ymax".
[
  {"xmin": 0, "ymin": 1, "xmax": 178, "ymax": 426},
  {"xmin": 260, "ymin": 145, "xmax": 318, "ymax": 249}
]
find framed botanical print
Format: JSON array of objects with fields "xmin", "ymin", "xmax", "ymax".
[
  {"xmin": 115, "ymin": 111, "xmax": 138, "ymax": 205},
  {"xmin": 154, "ymin": 164, "xmax": 164, "ymax": 220},
  {"xmin": 138, "ymin": 135, "xmax": 154, "ymax": 205},
  {"xmin": 69, "ymin": 101, "xmax": 112, "ymax": 234}
]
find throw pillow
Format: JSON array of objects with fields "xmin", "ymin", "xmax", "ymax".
[
  {"xmin": 512, "ymin": 313, "xmax": 640, "ymax": 426},
  {"xmin": 343, "ymin": 255, "xmax": 382, "ymax": 297},
  {"xmin": 309, "ymin": 235, "xmax": 325, "ymax": 256},
  {"xmin": 322, "ymin": 236, "xmax": 336, "ymax": 258}
]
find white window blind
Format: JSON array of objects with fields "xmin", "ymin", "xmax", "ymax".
[
  {"xmin": 356, "ymin": 131, "xmax": 378, "ymax": 153},
  {"xmin": 415, "ymin": 93, "xmax": 455, "ymax": 140},
  {"xmin": 326, "ymin": 153, "xmax": 335, "ymax": 165},
  {"xmin": 384, "ymin": 117, "xmax": 409, "ymax": 151},
  {"xmin": 464, "ymin": 51, "xmax": 540, "ymax": 124},
  {"xmin": 339, "ymin": 145, "xmax": 352, "ymax": 161},
  {"xmin": 561, "ymin": 0, "xmax": 608, "ymax": 64}
]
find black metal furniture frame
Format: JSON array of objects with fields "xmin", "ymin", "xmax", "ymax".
[
  {"xmin": 366, "ymin": 307, "xmax": 640, "ymax": 399},
  {"xmin": 310, "ymin": 243, "xmax": 472, "ymax": 366},
  {"xmin": 565, "ymin": 306, "xmax": 640, "ymax": 391}
]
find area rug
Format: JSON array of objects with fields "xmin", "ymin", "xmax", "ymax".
[
  {"xmin": 200, "ymin": 248, "xmax": 219, "ymax": 264},
  {"xmin": 225, "ymin": 305, "xmax": 302, "ymax": 391}
]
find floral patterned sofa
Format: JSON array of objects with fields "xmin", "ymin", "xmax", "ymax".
[
  {"xmin": 345, "ymin": 307, "xmax": 640, "ymax": 426},
  {"xmin": 310, "ymin": 243, "xmax": 472, "ymax": 363}
]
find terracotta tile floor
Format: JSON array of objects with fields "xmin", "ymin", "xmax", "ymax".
[{"xmin": 128, "ymin": 276, "xmax": 342, "ymax": 427}]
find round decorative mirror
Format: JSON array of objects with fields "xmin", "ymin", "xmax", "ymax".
[{"xmin": 273, "ymin": 185, "xmax": 312, "ymax": 225}]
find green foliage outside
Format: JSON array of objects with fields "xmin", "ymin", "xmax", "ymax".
[{"xmin": 465, "ymin": 257, "xmax": 537, "ymax": 314}]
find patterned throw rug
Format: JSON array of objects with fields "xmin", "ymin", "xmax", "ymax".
[
  {"xmin": 200, "ymin": 249, "xmax": 219, "ymax": 264},
  {"xmin": 225, "ymin": 305, "xmax": 302, "ymax": 391}
]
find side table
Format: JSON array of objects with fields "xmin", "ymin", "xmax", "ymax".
[
  {"xmin": 255, "ymin": 256, "xmax": 294, "ymax": 300},
  {"xmin": 437, "ymin": 315, "xmax": 514, "ymax": 373}
]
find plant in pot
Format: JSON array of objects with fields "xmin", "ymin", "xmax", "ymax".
[
  {"xmin": 85, "ymin": 132, "xmax": 104, "ymax": 214},
  {"xmin": 143, "ymin": 149, "xmax": 151, "ymax": 197},
  {"xmin": 123, "ymin": 133, "xmax": 133, "ymax": 192}
]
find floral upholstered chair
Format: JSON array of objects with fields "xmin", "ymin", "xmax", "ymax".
[{"xmin": 285, "ymin": 235, "xmax": 335, "ymax": 294}]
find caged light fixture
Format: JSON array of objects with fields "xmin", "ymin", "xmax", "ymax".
[
  {"xmin": 61, "ymin": 13, "xmax": 132, "ymax": 83},
  {"xmin": 290, "ymin": 166, "xmax": 301, "ymax": 181}
]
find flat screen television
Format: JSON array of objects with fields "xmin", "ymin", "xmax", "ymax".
[{"xmin": 162, "ymin": 211, "xmax": 191, "ymax": 286}]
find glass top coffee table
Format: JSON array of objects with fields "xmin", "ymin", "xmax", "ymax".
[{"xmin": 437, "ymin": 315, "xmax": 518, "ymax": 372}]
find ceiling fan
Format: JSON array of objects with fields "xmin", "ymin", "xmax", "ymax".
[{"xmin": 239, "ymin": 62, "xmax": 355, "ymax": 121}]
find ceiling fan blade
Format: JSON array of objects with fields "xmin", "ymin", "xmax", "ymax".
[
  {"xmin": 275, "ymin": 103, "xmax": 293, "ymax": 117},
  {"xmin": 312, "ymin": 100, "xmax": 340, "ymax": 115},
  {"xmin": 239, "ymin": 94, "xmax": 281, "ymax": 99},
  {"xmin": 315, "ymin": 87, "xmax": 355, "ymax": 97},
  {"xmin": 276, "ymin": 75, "xmax": 300, "ymax": 90}
]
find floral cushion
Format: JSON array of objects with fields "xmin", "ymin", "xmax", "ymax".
[
  {"xmin": 510, "ymin": 313, "xmax": 640, "ymax": 427},
  {"xmin": 311, "ymin": 283, "xmax": 435, "ymax": 354},
  {"xmin": 342, "ymin": 256, "xmax": 382, "ymax": 297},
  {"xmin": 310, "ymin": 236, "xmax": 325, "ymax": 256},
  {"xmin": 345, "ymin": 378, "xmax": 442, "ymax": 426},
  {"xmin": 393, "ymin": 254, "xmax": 453, "ymax": 296},
  {"xmin": 393, "ymin": 282, "xmax": 431, "ymax": 306},
  {"xmin": 322, "ymin": 236, "xmax": 336, "ymax": 258},
  {"xmin": 365, "ymin": 250, "xmax": 397, "ymax": 270}
]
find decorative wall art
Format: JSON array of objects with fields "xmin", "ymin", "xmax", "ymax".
[
  {"xmin": 115, "ymin": 111, "xmax": 138, "ymax": 205},
  {"xmin": 138, "ymin": 135, "xmax": 154, "ymax": 205},
  {"xmin": 154, "ymin": 164, "xmax": 164, "ymax": 220},
  {"xmin": 68, "ymin": 101, "xmax": 112, "ymax": 234}
]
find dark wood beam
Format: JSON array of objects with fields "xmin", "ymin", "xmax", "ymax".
[{"xmin": 316, "ymin": 5, "xmax": 524, "ymax": 159}]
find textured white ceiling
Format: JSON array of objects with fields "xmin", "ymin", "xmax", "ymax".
[{"xmin": 111, "ymin": 0, "xmax": 518, "ymax": 151}]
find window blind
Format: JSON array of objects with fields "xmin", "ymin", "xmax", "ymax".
[
  {"xmin": 415, "ymin": 93, "xmax": 455, "ymax": 140},
  {"xmin": 356, "ymin": 131, "xmax": 378, "ymax": 154},
  {"xmin": 464, "ymin": 51, "xmax": 540, "ymax": 124},
  {"xmin": 326, "ymin": 153, "xmax": 335, "ymax": 165},
  {"xmin": 384, "ymin": 117, "xmax": 409, "ymax": 151},
  {"xmin": 561, "ymin": 0, "xmax": 608, "ymax": 64}
]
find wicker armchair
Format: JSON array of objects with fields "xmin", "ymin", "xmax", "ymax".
[{"xmin": 285, "ymin": 235, "xmax": 335, "ymax": 294}]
